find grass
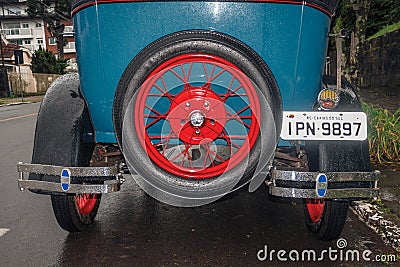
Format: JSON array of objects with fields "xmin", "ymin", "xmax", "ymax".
[
  {"xmin": 367, "ymin": 21, "xmax": 400, "ymax": 41},
  {"xmin": 362, "ymin": 102, "xmax": 400, "ymax": 165}
]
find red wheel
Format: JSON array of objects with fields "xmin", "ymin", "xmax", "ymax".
[
  {"xmin": 75, "ymin": 194, "xmax": 99, "ymax": 215},
  {"xmin": 305, "ymin": 199, "xmax": 325, "ymax": 223},
  {"xmin": 114, "ymin": 31, "xmax": 281, "ymax": 206},
  {"xmin": 134, "ymin": 54, "xmax": 260, "ymax": 179}
]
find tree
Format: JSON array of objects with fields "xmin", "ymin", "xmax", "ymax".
[
  {"xmin": 366, "ymin": 0, "xmax": 400, "ymax": 37},
  {"xmin": 26, "ymin": 0, "xmax": 71, "ymax": 60},
  {"xmin": 331, "ymin": 0, "xmax": 400, "ymax": 87},
  {"xmin": 31, "ymin": 47, "xmax": 67, "ymax": 74}
]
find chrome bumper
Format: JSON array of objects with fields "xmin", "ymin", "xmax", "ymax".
[
  {"xmin": 269, "ymin": 169, "xmax": 379, "ymax": 199},
  {"xmin": 17, "ymin": 162, "xmax": 123, "ymax": 194}
]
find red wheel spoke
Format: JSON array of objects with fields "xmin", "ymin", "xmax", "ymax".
[
  {"xmin": 170, "ymin": 70, "xmax": 185, "ymax": 83},
  {"xmin": 203, "ymin": 62, "xmax": 226, "ymax": 83},
  {"xmin": 202, "ymin": 145, "xmax": 212, "ymax": 168},
  {"xmin": 202, "ymin": 63, "xmax": 209, "ymax": 80},
  {"xmin": 145, "ymin": 114, "xmax": 168, "ymax": 129},
  {"xmin": 180, "ymin": 143, "xmax": 193, "ymax": 167},
  {"xmin": 206, "ymin": 147, "xmax": 225, "ymax": 163},
  {"xmin": 223, "ymin": 85, "xmax": 244, "ymax": 101},
  {"xmin": 218, "ymin": 93, "xmax": 247, "ymax": 98},
  {"xmin": 162, "ymin": 131, "xmax": 176, "ymax": 156},
  {"xmin": 149, "ymin": 131, "xmax": 176, "ymax": 147},
  {"xmin": 171, "ymin": 142, "xmax": 192, "ymax": 163},
  {"xmin": 145, "ymin": 104, "xmax": 164, "ymax": 116},
  {"xmin": 209, "ymin": 69, "xmax": 225, "ymax": 83},
  {"xmin": 170, "ymin": 63, "xmax": 192, "ymax": 83},
  {"xmin": 226, "ymin": 76, "xmax": 235, "ymax": 96},
  {"xmin": 148, "ymin": 94, "xmax": 167, "ymax": 97},
  {"xmin": 217, "ymin": 130, "xmax": 231, "ymax": 145},
  {"xmin": 236, "ymin": 105, "xmax": 250, "ymax": 115},
  {"xmin": 226, "ymin": 111, "xmax": 251, "ymax": 129},
  {"xmin": 238, "ymin": 116, "xmax": 252, "ymax": 119},
  {"xmin": 182, "ymin": 63, "xmax": 193, "ymax": 82},
  {"xmin": 153, "ymin": 83, "xmax": 166, "ymax": 94},
  {"xmin": 208, "ymin": 64, "xmax": 216, "ymax": 82}
]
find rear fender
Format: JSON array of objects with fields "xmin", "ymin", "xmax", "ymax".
[{"xmin": 30, "ymin": 73, "xmax": 95, "ymax": 195}]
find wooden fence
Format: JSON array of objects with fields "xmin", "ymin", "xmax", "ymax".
[{"xmin": 8, "ymin": 72, "xmax": 60, "ymax": 95}]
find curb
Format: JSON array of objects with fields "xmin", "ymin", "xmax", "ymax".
[
  {"xmin": 351, "ymin": 200, "xmax": 400, "ymax": 252},
  {"xmin": 0, "ymin": 101, "xmax": 33, "ymax": 107}
]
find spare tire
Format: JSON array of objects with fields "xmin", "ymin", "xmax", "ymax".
[{"xmin": 113, "ymin": 30, "xmax": 281, "ymax": 206}]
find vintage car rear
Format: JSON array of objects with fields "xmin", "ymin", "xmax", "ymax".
[{"xmin": 18, "ymin": 0, "xmax": 378, "ymax": 241}]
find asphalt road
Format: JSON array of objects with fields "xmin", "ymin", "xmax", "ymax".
[{"xmin": 0, "ymin": 103, "xmax": 396, "ymax": 266}]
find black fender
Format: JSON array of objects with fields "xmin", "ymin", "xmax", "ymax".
[
  {"xmin": 307, "ymin": 75, "xmax": 371, "ymax": 175},
  {"xmin": 30, "ymin": 73, "xmax": 95, "ymax": 195}
]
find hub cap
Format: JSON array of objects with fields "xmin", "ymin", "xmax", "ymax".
[{"xmin": 190, "ymin": 111, "xmax": 205, "ymax": 127}]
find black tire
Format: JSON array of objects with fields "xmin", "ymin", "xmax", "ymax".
[
  {"xmin": 30, "ymin": 73, "xmax": 101, "ymax": 232},
  {"xmin": 304, "ymin": 75, "xmax": 371, "ymax": 241},
  {"xmin": 50, "ymin": 116, "xmax": 101, "ymax": 232},
  {"xmin": 51, "ymin": 195, "xmax": 101, "ymax": 232},
  {"xmin": 113, "ymin": 30, "xmax": 282, "ymax": 206},
  {"xmin": 303, "ymin": 199, "xmax": 349, "ymax": 241}
]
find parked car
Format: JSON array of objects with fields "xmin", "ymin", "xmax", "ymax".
[{"xmin": 18, "ymin": 0, "xmax": 378, "ymax": 241}]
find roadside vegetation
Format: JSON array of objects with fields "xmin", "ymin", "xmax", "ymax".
[
  {"xmin": 362, "ymin": 102, "xmax": 400, "ymax": 165},
  {"xmin": 367, "ymin": 21, "xmax": 400, "ymax": 41}
]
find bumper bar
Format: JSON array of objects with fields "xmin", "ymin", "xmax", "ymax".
[
  {"xmin": 269, "ymin": 169, "xmax": 379, "ymax": 199},
  {"xmin": 18, "ymin": 162, "xmax": 122, "ymax": 194}
]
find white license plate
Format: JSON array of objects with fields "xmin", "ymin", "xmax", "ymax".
[{"xmin": 280, "ymin": 111, "xmax": 368, "ymax": 141}]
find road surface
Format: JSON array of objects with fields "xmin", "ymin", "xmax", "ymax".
[{"xmin": 0, "ymin": 103, "xmax": 396, "ymax": 266}]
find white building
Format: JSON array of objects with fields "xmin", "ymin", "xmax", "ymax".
[
  {"xmin": 0, "ymin": 0, "xmax": 47, "ymax": 52},
  {"xmin": 0, "ymin": 0, "xmax": 76, "ymax": 63}
]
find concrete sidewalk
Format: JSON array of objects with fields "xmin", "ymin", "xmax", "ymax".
[
  {"xmin": 0, "ymin": 95, "xmax": 44, "ymax": 107},
  {"xmin": 352, "ymin": 164, "xmax": 400, "ymax": 252}
]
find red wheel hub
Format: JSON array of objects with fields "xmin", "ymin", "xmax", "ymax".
[
  {"xmin": 134, "ymin": 53, "xmax": 261, "ymax": 179},
  {"xmin": 75, "ymin": 193, "xmax": 98, "ymax": 215},
  {"xmin": 168, "ymin": 85, "xmax": 226, "ymax": 145},
  {"xmin": 306, "ymin": 198, "xmax": 325, "ymax": 223}
]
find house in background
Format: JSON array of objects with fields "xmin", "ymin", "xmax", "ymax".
[
  {"xmin": 0, "ymin": 34, "xmax": 35, "ymax": 93},
  {"xmin": 44, "ymin": 19, "xmax": 76, "ymax": 60},
  {"xmin": 0, "ymin": 0, "xmax": 76, "ymax": 61}
]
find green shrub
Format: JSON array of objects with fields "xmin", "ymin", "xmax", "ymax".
[{"xmin": 362, "ymin": 103, "xmax": 400, "ymax": 164}]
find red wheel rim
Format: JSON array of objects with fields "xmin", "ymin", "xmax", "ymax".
[
  {"xmin": 134, "ymin": 54, "xmax": 261, "ymax": 179},
  {"xmin": 306, "ymin": 198, "xmax": 325, "ymax": 223},
  {"xmin": 75, "ymin": 194, "xmax": 98, "ymax": 215}
]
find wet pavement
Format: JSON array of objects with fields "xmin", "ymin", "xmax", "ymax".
[{"xmin": 0, "ymin": 102, "xmax": 398, "ymax": 266}]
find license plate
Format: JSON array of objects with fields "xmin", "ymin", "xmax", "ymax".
[{"xmin": 280, "ymin": 111, "xmax": 368, "ymax": 141}]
